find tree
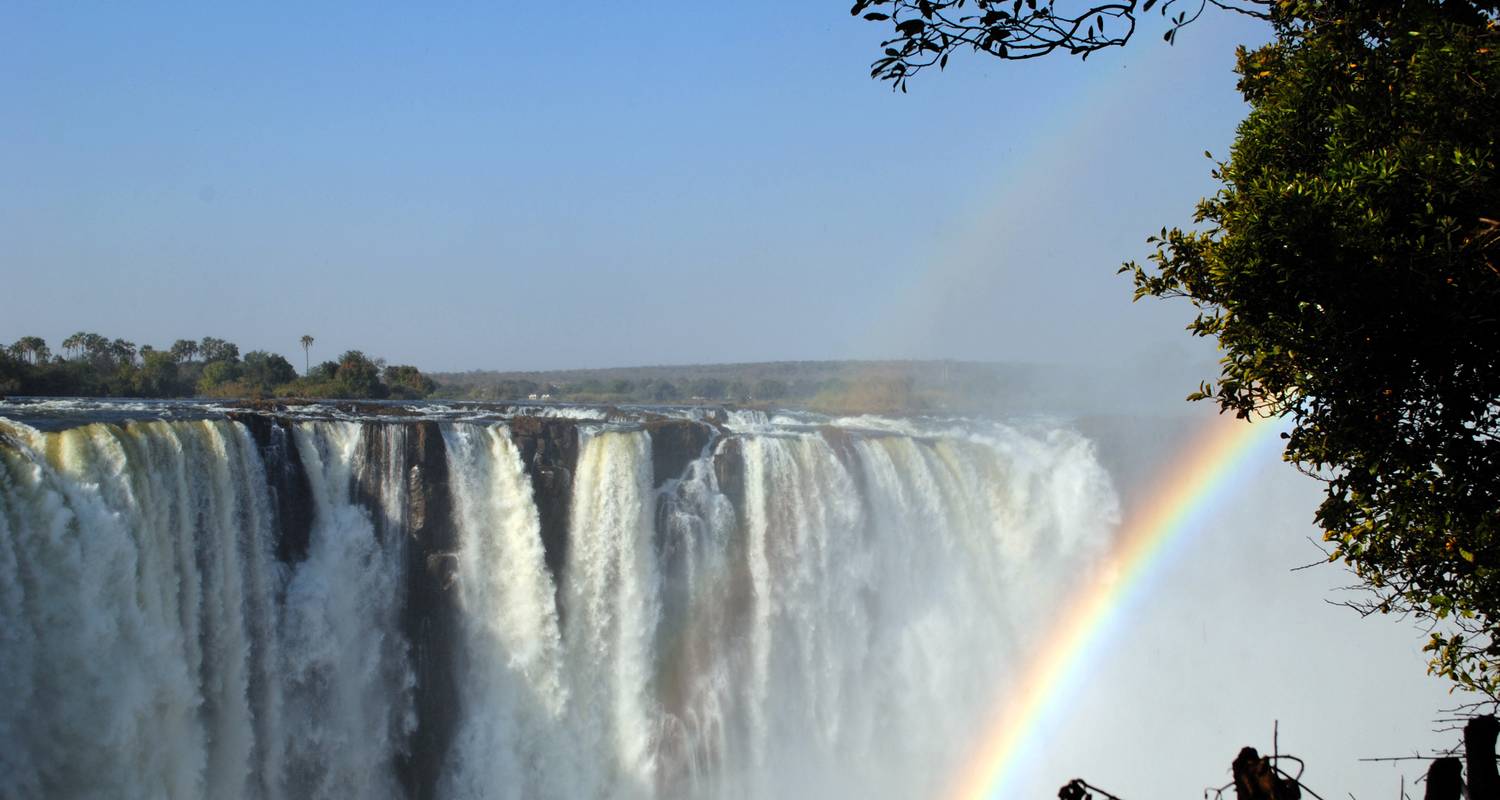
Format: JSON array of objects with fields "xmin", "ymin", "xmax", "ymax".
[
  {"xmin": 198, "ymin": 336, "xmax": 238, "ymax": 364},
  {"xmin": 690, "ymin": 377, "xmax": 729, "ymax": 400},
  {"xmin": 310, "ymin": 360, "xmax": 340, "ymax": 382},
  {"xmin": 135, "ymin": 350, "xmax": 182, "ymax": 397},
  {"xmin": 61, "ymin": 332, "xmax": 84, "ymax": 359},
  {"xmin": 334, "ymin": 350, "xmax": 386, "ymax": 398},
  {"xmin": 80, "ymin": 333, "xmax": 107, "ymax": 355},
  {"xmin": 753, "ymin": 379, "xmax": 789, "ymax": 401},
  {"xmin": 8, "ymin": 337, "xmax": 48, "ymax": 365},
  {"xmin": 851, "ymin": 0, "xmax": 1271, "ymax": 90},
  {"xmin": 169, "ymin": 339, "xmax": 199, "ymax": 363},
  {"xmin": 241, "ymin": 350, "xmax": 298, "ymax": 391},
  {"xmin": 1121, "ymin": 1, "xmax": 1500, "ymax": 694},
  {"xmin": 196, "ymin": 359, "xmax": 241, "ymax": 394},
  {"xmin": 0, "ymin": 349, "xmax": 23, "ymax": 394},
  {"xmin": 383, "ymin": 364, "xmax": 435, "ymax": 398},
  {"xmin": 641, "ymin": 379, "xmax": 680, "ymax": 403},
  {"xmin": 300, "ymin": 334, "xmax": 314, "ymax": 375},
  {"xmin": 109, "ymin": 339, "xmax": 137, "ymax": 366}
]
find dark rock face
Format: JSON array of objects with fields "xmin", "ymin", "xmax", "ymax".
[
  {"xmin": 252, "ymin": 418, "xmax": 459, "ymax": 800},
  {"xmin": 643, "ymin": 419, "xmax": 716, "ymax": 488},
  {"xmin": 318, "ymin": 422, "xmax": 460, "ymax": 800},
  {"xmin": 816, "ymin": 426, "xmax": 858, "ymax": 466},
  {"xmin": 394, "ymin": 421, "xmax": 461, "ymax": 800},
  {"xmin": 230, "ymin": 412, "xmax": 314, "ymax": 564},
  {"xmin": 712, "ymin": 436, "xmax": 746, "ymax": 515},
  {"xmin": 818, "ymin": 426, "xmax": 869, "ymax": 499},
  {"xmin": 639, "ymin": 419, "xmax": 720, "ymax": 605},
  {"xmin": 508, "ymin": 417, "xmax": 580, "ymax": 585}
]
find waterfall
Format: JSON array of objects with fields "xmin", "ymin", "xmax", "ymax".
[
  {"xmin": 279, "ymin": 422, "xmax": 414, "ymax": 799},
  {"xmin": 0, "ymin": 409, "xmax": 1117, "ymax": 800},
  {"xmin": 440, "ymin": 423, "xmax": 570, "ymax": 799},
  {"xmin": 0, "ymin": 420, "xmax": 275, "ymax": 799}
]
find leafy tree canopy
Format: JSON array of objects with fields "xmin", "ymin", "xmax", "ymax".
[
  {"xmin": 198, "ymin": 336, "xmax": 239, "ymax": 364},
  {"xmin": 241, "ymin": 351, "xmax": 298, "ymax": 390},
  {"xmin": 1117, "ymin": 1, "xmax": 1500, "ymax": 692},
  {"xmin": 335, "ymin": 350, "xmax": 387, "ymax": 399},
  {"xmin": 383, "ymin": 364, "xmax": 436, "ymax": 399},
  {"xmin": 169, "ymin": 339, "xmax": 200, "ymax": 363}
]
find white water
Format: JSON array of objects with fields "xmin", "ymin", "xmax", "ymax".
[
  {"xmin": 441, "ymin": 423, "xmax": 572, "ymax": 799},
  {"xmin": 280, "ymin": 422, "xmax": 413, "ymax": 798},
  {"xmin": 0, "ymin": 411, "xmax": 1117, "ymax": 799}
]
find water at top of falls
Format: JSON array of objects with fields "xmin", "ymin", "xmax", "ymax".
[
  {"xmin": 0, "ymin": 396, "xmax": 1025, "ymax": 436},
  {"xmin": 0, "ymin": 402, "xmax": 1120, "ymax": 800}
]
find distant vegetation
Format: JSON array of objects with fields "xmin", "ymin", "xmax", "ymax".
[
  {"xmin": 2, "ymin": 334, "xmax": 1182, "ymax": 417},
  {"xmin": 0, "ymin": 333, "xmax": 435, "ymax": 400},
  {"xmin": 433, "ymin": 360, "xmax": 959, "ymax": 412},
  {"xmin": 429, "ymin": 360, "xmax": 1127, "ymax": 416}
]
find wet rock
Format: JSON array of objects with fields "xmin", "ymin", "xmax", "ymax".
[
  {"xmin": 395, "ymin": 421, "xmax": 459, "ymax": 800},
  {"xmin": 818, "ymin": 425, "xmax": 868, "ymax": 497},
  {"xmin": 643, "ymin": 418, "xmax": 715, "ymax": 489},
  {"xmin": 508, "ymin": 417, "xmax": 580, "ymax": 583},
  {"xmin": 713, "ymin": 436, "xmax": 746, "ymax": 514},
  {"xmin": 230, "ymin": 412, "xmax": 313, "ymax": 563}
]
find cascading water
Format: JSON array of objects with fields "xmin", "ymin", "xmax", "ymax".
[
  {"xmin": 0, "ymin": 403, "xmax": 1118, "ymax": 800},
  {"xmin": 280, "ymin": 422, "xmax": 414, "ymax": 799}
]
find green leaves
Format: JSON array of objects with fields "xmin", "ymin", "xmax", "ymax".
[{"xmin": 1128, "ymin": 4, "xmax": 1500, "ymax": 698}]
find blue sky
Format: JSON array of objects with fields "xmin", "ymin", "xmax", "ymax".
[{"xmin": 2, "ymin": 3, "xmax": 1267, "ymax": 371}]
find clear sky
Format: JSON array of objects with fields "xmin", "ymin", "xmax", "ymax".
[{"xmin": 2, "ymin": 3, "xmax": 1267, "ymax": 372}]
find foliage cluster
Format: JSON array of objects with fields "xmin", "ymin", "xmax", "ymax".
[
  {"xmin": 0, "ymin": 334, "xmax": 437, "ymax": 402},
  {"xmin": 1121, "ymin": 1, "xmax": 1500, "ymax": 692}
]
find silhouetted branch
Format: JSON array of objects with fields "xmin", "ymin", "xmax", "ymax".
[
  {"xmin": 852, "ymin": 0, "xmax": 1272, "ymax": 90},
  {"xmin": 1359, "ymin": 755, "xmax": 1465, "ymax": 763},
  {"xmin": 1058, "ymin": 778, "xmax": 1125, "ymax": 800}
]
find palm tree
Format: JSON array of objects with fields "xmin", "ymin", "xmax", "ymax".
[
  {"xmin": 27, "ymin": 337, "xmax": 50, "ymax": 364},
  {"xmin": 10, "ymin": 336, "xmax": 49, "ymax": 364},
  {"xmin": 81, "ymin": 333, "xmax": 107, "ymax": 360},
  {"xmin": 62, "ymin": 332, "xmax": 84, "ymax": 359},
  {"xmin": 111, "ymin": 339, "xmax": 137, "ymax": 366},
  {"xmin": 300, "ymin": 335, "xmax": 314, "ymax": 376}
]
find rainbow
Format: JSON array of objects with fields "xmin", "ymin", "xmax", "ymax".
[{"xmin": 949, "ymin": 413, "xmax": 1286, "ymax": 799}]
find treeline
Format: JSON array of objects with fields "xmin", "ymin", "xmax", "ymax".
[
  {"xmin": 431, "ymin": 360, "xmax": 1050, "ymax": 414},
  {"xmin": 453, "ymin": 374, "xmax": 928, "ymax": 414},
  {"xmin": 0, "ymin": 333, "xmax": 436, "ymax": 400}
]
